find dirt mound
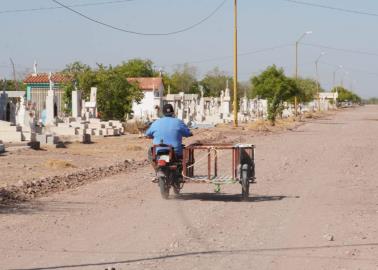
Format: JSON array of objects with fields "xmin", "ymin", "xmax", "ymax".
[{"xmin": 0, "ymin": 159, "xmax": 148, "ymax": 204}]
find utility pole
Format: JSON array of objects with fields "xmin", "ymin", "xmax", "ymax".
[
  {"xmin": 333, "ymin": 65, "xmax": 343, "ymax": 89},
  {"xmin": 315, "ymin": 52, "xmax": 325, "ymax": 111},
  {"xmin": 295, "ymin": 31, "xmax": 312, "ymax": 116},
  {"xmin": 9, "ymin": 58, "xmax": 18, "ymax": 91},
  {"xmin": 233, "ymin": 0, "xmax": 238, "ymax": 127}
]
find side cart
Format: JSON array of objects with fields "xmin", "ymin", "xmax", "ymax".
[{"xmin": 182, "ymin": 143, "xmax": 255, "ymax": 200}]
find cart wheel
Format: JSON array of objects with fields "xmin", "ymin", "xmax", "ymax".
[
  {"xmin": 241, "ymin": 164, "xmax": 250, "ymax": 201},
  {"xmin": 173, "ymin": 186, "xmax": 180, "ymax": 195},
  {"xmin": 158, "ymin": 175, "xmax": 170, "ymax": 199}
]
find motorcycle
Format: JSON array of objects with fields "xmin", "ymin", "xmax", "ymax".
[{"xmin": 151, "ymin": 142, "xmax": 184, "ymax": 199}]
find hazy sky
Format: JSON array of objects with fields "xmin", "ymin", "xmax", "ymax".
[{"xmin": 1, "ymin": 0, "xmax": 378, "ymax": 98}]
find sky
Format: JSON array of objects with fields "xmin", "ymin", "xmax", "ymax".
[{"xmin": 0, "ymin": 0, "xmax": 378, "ymax": 98}]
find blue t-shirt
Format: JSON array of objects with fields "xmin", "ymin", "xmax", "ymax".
[{"xmin": 145, "ymin": 116, "xmax": 191, "ymax": 155}]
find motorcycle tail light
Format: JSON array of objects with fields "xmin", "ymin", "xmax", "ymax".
[{"xmin": 158, "ymin": 160, "xmax": 167, "ymax": 166}]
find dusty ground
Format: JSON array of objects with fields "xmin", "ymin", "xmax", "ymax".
[
  {"xmin": 0, "ymin": 112, "xmax": 318, "ymax": 188},
  {"xmin": 1, "ymin": 106, "xmax": 377, "ymax": 270}
]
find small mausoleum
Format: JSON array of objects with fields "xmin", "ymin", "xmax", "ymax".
[
  {"xmin": 128, "ymin": 77, "xmax": 164, "ymax": 119},
  {"xmin": 23, "ymin": 72, "xmax": 71, "ymax": 118}
]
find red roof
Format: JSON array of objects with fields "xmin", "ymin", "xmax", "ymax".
[
  {"xmin": 24, "ymin": 73, "xmax": 72, "ymax": 84},
  {"xmin": 127, "ymin": 77, "xmax": 164, "ymax": 91}
]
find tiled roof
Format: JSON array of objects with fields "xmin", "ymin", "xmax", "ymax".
[
  {"xmin": 24, "ymin": 73, "xmax": 72, "ymax": 84},
  {"xmin": 127, "ymin": 77, "xmax": 164, "ymax": 91}
]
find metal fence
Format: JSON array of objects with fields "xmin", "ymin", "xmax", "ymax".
[{"xmin": 30, "ymin": 88, "xmax": 64, "ymax": 118}]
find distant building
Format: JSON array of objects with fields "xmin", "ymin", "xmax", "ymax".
[
  {"xmin": 128, "ymin": 77, "xmax": 164, "ymax": 119},
  {"xmin": 23, "ymin": 73, "xmax": 72, "ymax": 117},
  {"xmin": 319, "ymin": 92, "xmax": 338, "ymax": 101}
]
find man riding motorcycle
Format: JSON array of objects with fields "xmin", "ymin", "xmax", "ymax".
[{"xmin": 145, "ymin": 104, "xmax": 192, "ymax": 168}]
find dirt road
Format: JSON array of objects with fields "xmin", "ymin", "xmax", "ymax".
[{"xmin": 1, "ymin": 106, "xmax": 378, "ymax": 270}]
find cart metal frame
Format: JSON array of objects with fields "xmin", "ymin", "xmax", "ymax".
[{"xmin": 182, "ymin": 143, "xmax": 256, "ymax": 185}]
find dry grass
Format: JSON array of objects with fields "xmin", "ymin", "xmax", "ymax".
[
  {"xmin": 124, "ymin": 121, "xmax": 149, "ymax": 134},
  {"xmin": 124, "ymin": 145, "xmax": 144, "ymax": 151},
  {"xmin": 45, "ymin": 159, "xmax": 76, "ymax": 169},
  {"xmin": 247, "ymin": 118, "xmax": 297, "ymax": 132}
]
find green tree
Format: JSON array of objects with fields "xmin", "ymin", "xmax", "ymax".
[
  {"xmin": 251, "ymin": 65, "xmax": 298, "ymax": 124},
  {"xmin": 0, "ymin": 79, "xmax": 26, "ymax": 91},
  {"xmin": 295, "ymin": 77, "xmax": 322, "ymax": 103},
  {"xmin": 366, "ymin": 97, "xmax": 378, "ymax": 104},
  {"xmin": 169, "ymin": 63, "xmax": 198, "ymax": 94},
  {"xmin": 61, "ymin": 62, "xmax": 96, "ymax": 114},
  {"xmin": 96, "ymin": 66, "xmax": 143, "ymax": 120},
  {"xmin": 60, "ymin": 62, "xmax": 144, "ymax": 120},
  {"xmin": 114, "ymin": 59, "xmax": 157, "ymax": 78},
  {"xmin": 332, "ymin": 86, "xmax": 361, "ymax": 104},
  {"xmin": 200, "ymin": 67, "xmax": 232, "ymax": 97}
]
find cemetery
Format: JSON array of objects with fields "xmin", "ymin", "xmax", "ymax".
[
  {"xmin": 0, "ymin": 69, "xmax": 339, "ymax": 157},
  {"xmin": 0, "ymin": 73, "xmax": 124, "ymax": 150}
]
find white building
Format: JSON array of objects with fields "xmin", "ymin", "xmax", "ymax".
[{"xmin": 128, "ymin": 77, "xmax": 164, "ymax": 120}]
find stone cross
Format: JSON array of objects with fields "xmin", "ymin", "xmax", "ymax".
[
  {"xmin": 199, "ymin": 85, "xmax": 204, "ymax": 98},
  {"xmin": 48, "ymin": 72, "xmax": 54, "ymax": 92},
  {"xmin": 33, "ymin": 60, "xmax": 38, "ymax": 75}
]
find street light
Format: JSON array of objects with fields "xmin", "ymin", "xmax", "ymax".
[
  {"xmin": 295, "ymin": 31, "xmax": 312, "ymax": 116},
  {"xmin": 350, "ymin": 79, "xmax": 357, "ymax": 92},
  {"xmin": 315, "ymin": 52, "xmax": 325, "ymax": 111},
  {"xmin": 333, "ymin": 65, "xmax": 343, "ymax": 89},
  {"xmin": 341, "ymin": 71, "xmax": 349, "ymax": 88}
]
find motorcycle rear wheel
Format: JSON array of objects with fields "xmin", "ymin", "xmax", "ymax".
[{"xmin": 159, "ymin": 176, "xmax": 170, "ymax": 199}]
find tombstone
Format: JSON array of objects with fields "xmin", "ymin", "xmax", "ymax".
[
  {"xmin": 0, "ymin": 79, "xmax": 8, "ymax": 121},
  {"xmin": 222, "ymin": 83, "xmax": 231, "ymax": 116},
  {"xmin": 15, "ymin": 95, "xmax": 26, "ymax": 126},
  {"xmin": 84, "ymin": 87, "xmax": 98, "ymax": 119},
  {"xmin": 90, "ymin": 87, "xmax": 97, "ymax": 103},
  {"xmin": 241, "ymin": 94, "xmax": 248, "ymax": 114},
  {"xmin": 45, "ymin": 72, "xmax": 57, "ymax": 126},
  {"xmin": 8, "ymin": 101, "xmax": 16, "ymax": 124},
  {"xmin": 72, "ymin": 89, "xmax": 82, "ymax": 118},
  {"xmin": 177, "ymin": 108, "xmax": 184, "ymax": 120}
]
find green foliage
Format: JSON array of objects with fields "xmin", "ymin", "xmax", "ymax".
[
  {"xmin": 200, "ymin": 67, "xmax": 232, "ymax": 97},
  {"xmin": 332, "ymin": 86, "xmax": 361, "ymax": 104},
  {"xmin": 295, "ymin": 78, "xmax": 322, "ymax": 103},
  {"xmin": 0, "ymin": 80, "xmax": 26, "ymax": 91},
  {"xmin": 60, "ymin": 61, "xmax": 144, "ymax": 120},
  {"xmin": 96, "ymin": 67, "xmax": 143, "ymax": 121},
  {"xmin": 168, "ymin": 63, "xmax": 198, "ymax": 94},
  {"xmin": 251, "ymin": 65, "xmax": 298, "ymax": 124},
  {"xmin": 61, "ymin": 61, "xmax": 96, "ymax": 113},
  {"xmin": 366, "ymin": 97, "xmax": 378, "ymax": 104},
  {"xmin": 114, "ymin": 59, "xmax": 157, "ymax": 78}
]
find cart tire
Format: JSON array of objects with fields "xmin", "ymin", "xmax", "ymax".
[
  {"xmin": 158, "ymin": 175, "xmax": 170, "ymax": 199},
  {"xmin": 241, "ymin": 164, "xmax": 250, "ymax": 201},
  {"xmin": 173, "ymin": 186, "xmax": 180, "ymax": 195}
]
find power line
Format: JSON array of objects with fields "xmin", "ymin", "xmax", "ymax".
[
  {"xmin": 284, "ymin": 0, "xmax": 378, "ymax": 17},
  {"xmin": 0, "ymin": 0, "xmax": 137, "ymax": 15},
  {"xmin": 320, "ymin": 61, "xmax": 378, "ymax": 77},
  {"xmin": 52, "ymin": 0, "xmax": 227, "ymax": 36},
  {"xmin": 302, "ymin": 43, "xmax": 378, "ymax": 57},
  {"xmin": 168, "ymin": 44, "xmax": 293, "ymax": 66}
]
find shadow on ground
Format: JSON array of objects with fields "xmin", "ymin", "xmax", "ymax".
[
  {"xmin": 173, "ymin": 193, "xmax": 299, "ymax": 202},
  {"xmin": 0, "ymin": 200, "xmax": 91, "ymax": 215}
]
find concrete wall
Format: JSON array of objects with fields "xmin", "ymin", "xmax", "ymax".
[{"xmin": 132, "ymin": 85, "xmax": 163, "ymax": 119}]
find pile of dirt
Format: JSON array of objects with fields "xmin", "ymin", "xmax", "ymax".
[
  {"xmin": 0, "ymin": 159, "xmax": 148, "ymax": 204},
  {"xmin": 193, "ymin": 130, "xmax": 231, "ymax": 144}
]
